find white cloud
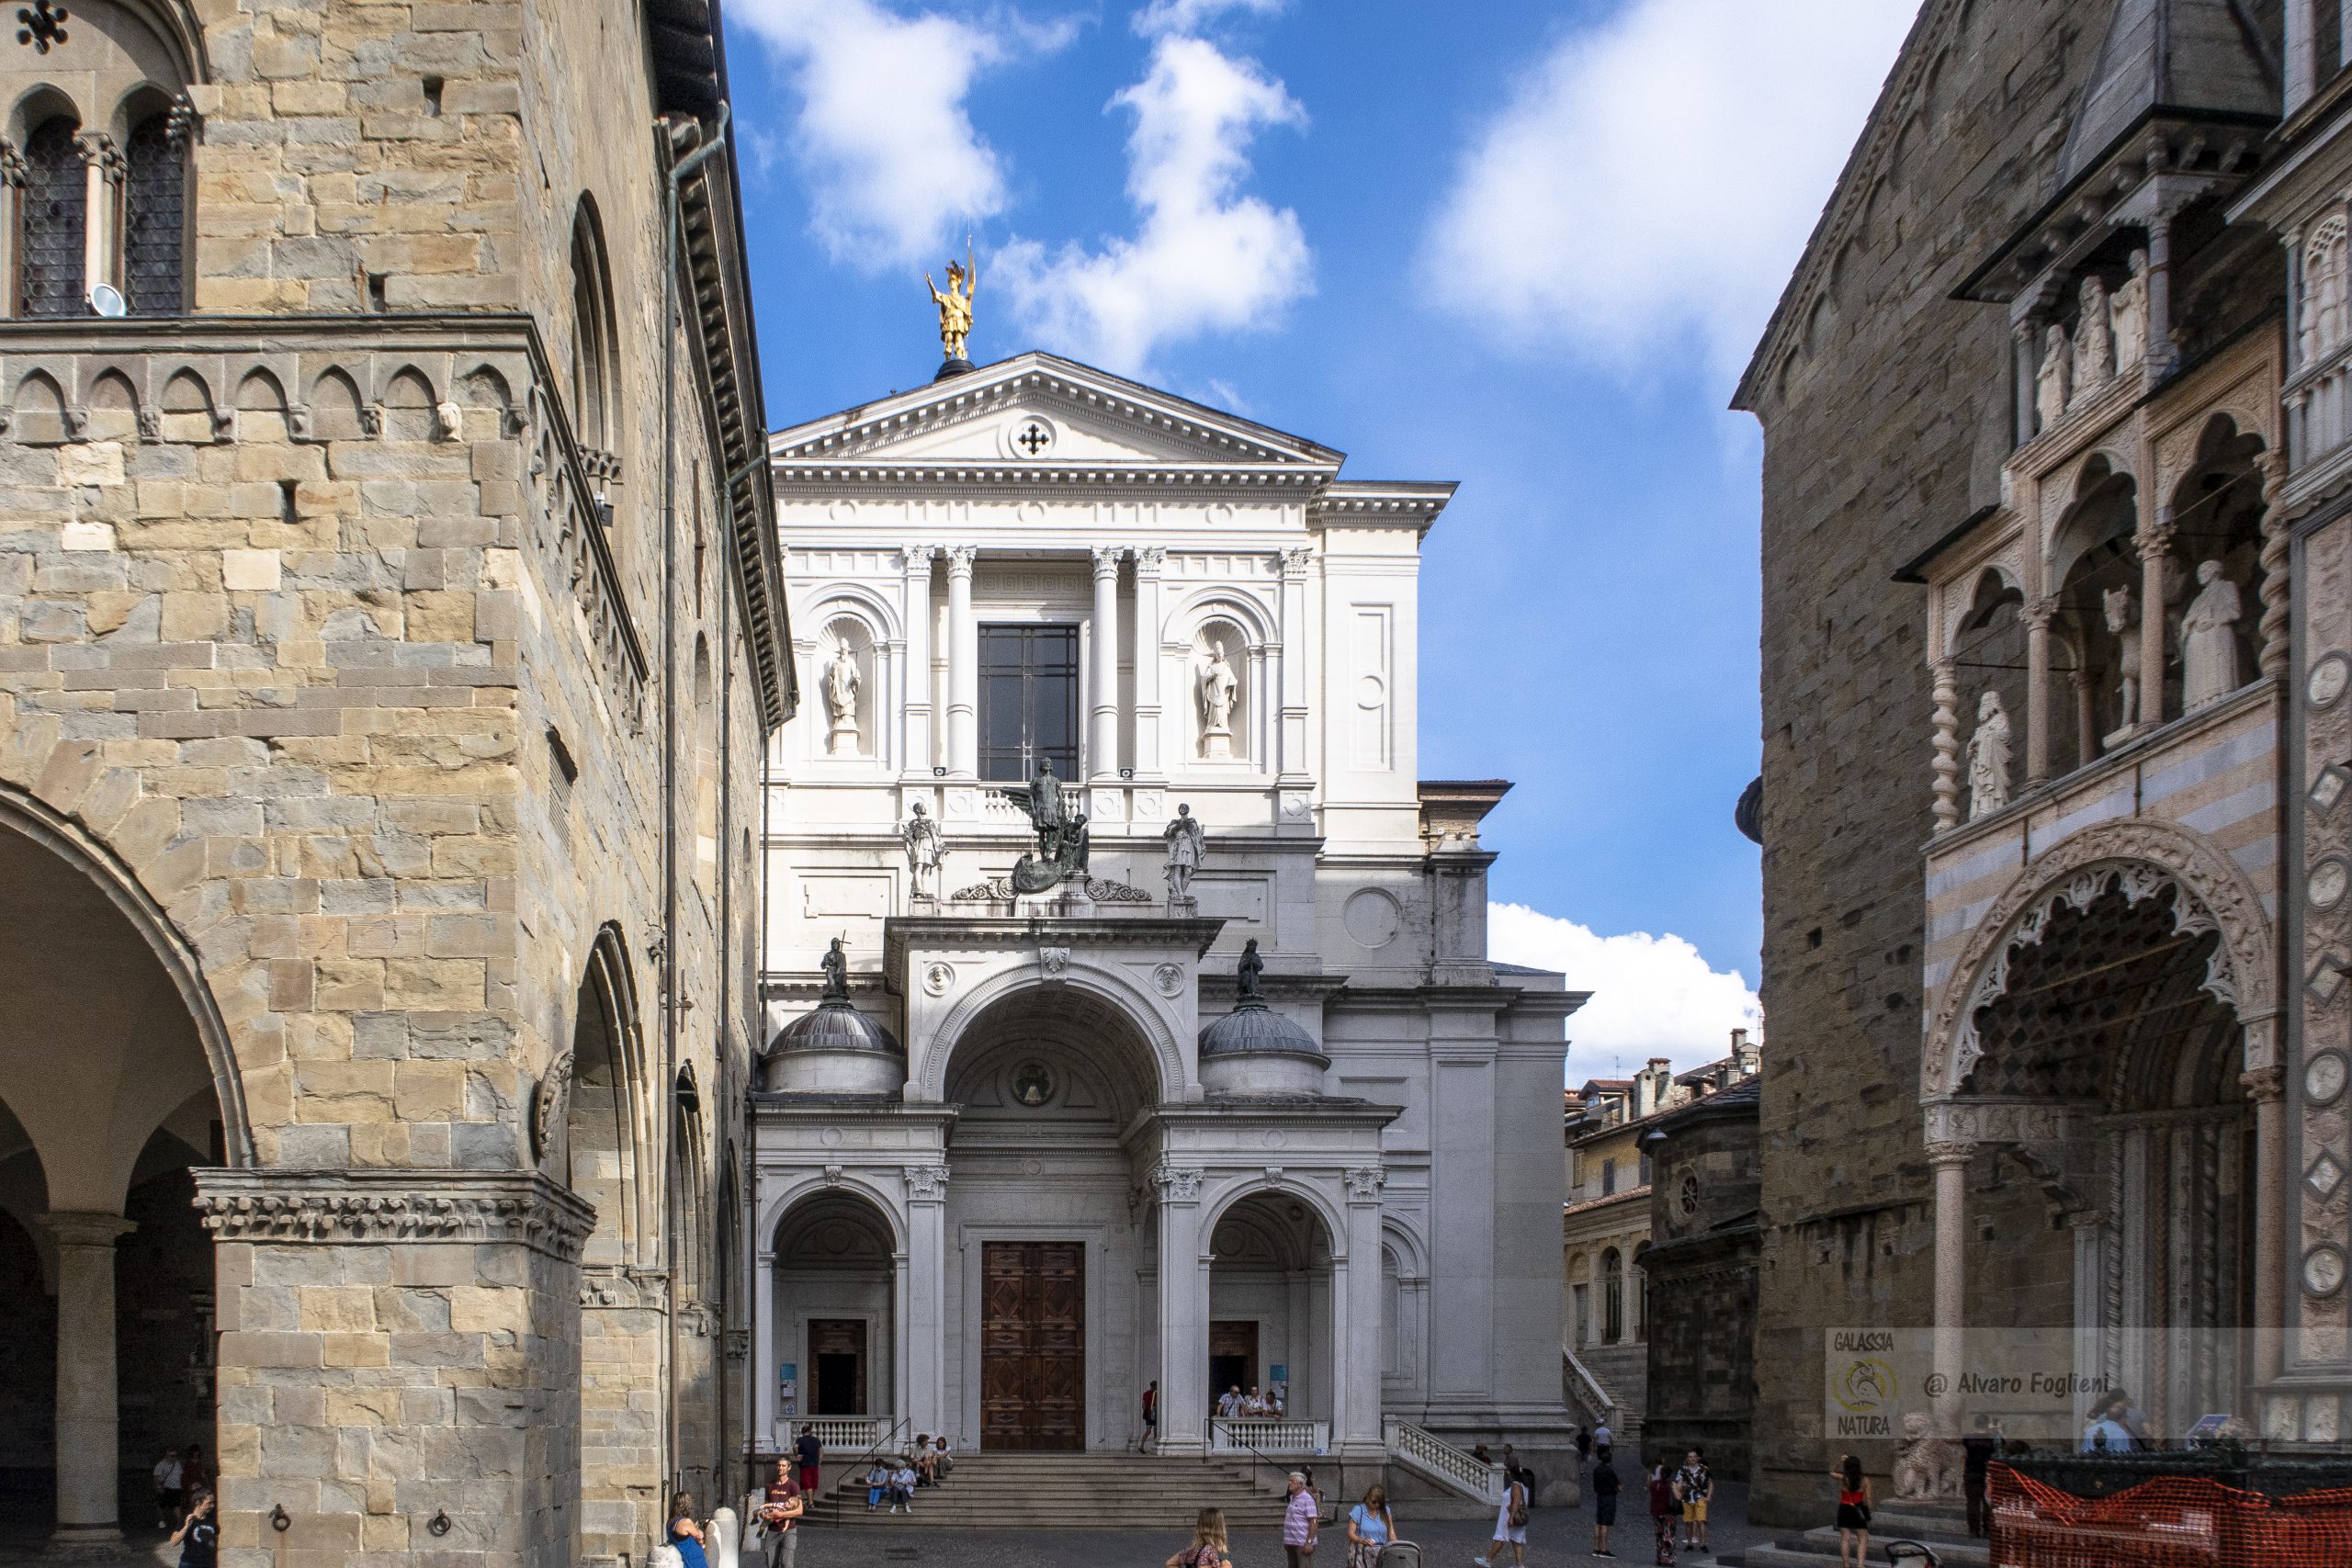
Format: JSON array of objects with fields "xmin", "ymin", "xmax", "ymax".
[
  {"xmin": 1487, "ymin": 902, "xmax": 1762, "ymax": 1084},
  {"xmin": 1134, "ymin": 0, "xmax": 1283, "ymax": 37},
  {"xmin": 1423, "ymin": 0, "xmax": 1920, "ymax": 381},
  {"xmin": 732, "ymin": 0, "xmax": 1074, "ymax": 268},
  {"xmin": 996, "ymin": 34, "xmax": 1311, "ymax": 374}
]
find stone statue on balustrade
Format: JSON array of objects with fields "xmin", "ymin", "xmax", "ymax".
[
  {"xmin": 2035, "ymin": 323, "xmax": 2071, "ymax": 433},
  {"xmin": 1198, "ymin": 640, "xmax": 1239, "ymax": 759},
  {"xmin": 2071, "ymin": 275, "xmax": 2114, "ymax": 398},
  {"xmin": 2102, "ymin": 585, "xmax": 2142, "ymax": 743},
  {"xmin": 902, "ymin": 800, "xmax": 942, "ymax": 900},
  {"xmin": 1163, "ymin": 802, "xmax": 1204, "ymax": 904},
  {"xmin": 1967, "ymin": 691, "xmax": 2012, "ymax": 820},
  {"xmin": 2109, "ymin": 251, "xmax": 2148, "ymax": 373},
  {"xmin": 820, "ymin": 937, "xmax": 849, "ymax": 1000},
  {"xmin": 2181, "ymin": 560, "xmax": 2242, "ymax": 712},
  {"xmin": 822, "ymin": 637, "xmax": 860, "ymax": 756}
]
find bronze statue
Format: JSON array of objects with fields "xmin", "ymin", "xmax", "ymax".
[{"xmin": 820, "ymin": 936, "xmax": 848, "ymax": 1001}]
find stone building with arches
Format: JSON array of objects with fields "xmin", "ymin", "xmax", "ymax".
[
  {"xmin": 1735, "ymin": 0, "xmax": 2352, "ymax": 1527},
  {"xmin": 754, "ymin": 353, "xmax": 1583, "ymax": 1497},
  {"xmin": 0, "ymin": 1, "xmax": 788, "ymax": 1564}
]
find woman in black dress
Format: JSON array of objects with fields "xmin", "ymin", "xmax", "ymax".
[{"xmin": 1832, "ymin": 1454, "xmax": 1872, "ymax": 1568}]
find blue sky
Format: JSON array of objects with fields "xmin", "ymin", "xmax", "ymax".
[{"xmin": 723, "ymin": 0, "xmax": 1920, "ymax": 1074}]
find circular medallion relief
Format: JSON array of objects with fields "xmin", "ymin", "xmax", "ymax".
[
  {"xmin": 1012, "ymin": 1061, "xmax": 1056, "ymax": 1108},
  {"xmin": 820, "ymin": 1126, "xmax": 845, "ymax": 1148},
  {"xmin": 922, "ymin": 961, "xmax": 956, "ymax": 998},
  {"xmin": 2312, "ymin": 857, "xmax": 2351, "ymax": 912},
  {"xmin": 1006, "ymin": 416, "xmax": 1057, "ymax": 458},
  {"xmin": 1344, "ymin": 888, "xmax": 1401, "ymax": 950},
  {"xmin": 1154, "ymin": 962, "xmax": 1185, "ymax": 998},
  {"xmin": 2303, "ymin": 1245, "xmax": 2347, "ymax": 1298},
  {"xmin": 2307, "ymin": 1050, "xmax": 2350, "ymax": 1107},
  {"xmin": 2311, "ymin": 652, "xmax": 2352, "ymax": 710}
]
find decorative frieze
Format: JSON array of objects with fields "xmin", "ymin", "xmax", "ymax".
[{"xmin": 194, "ymin": 1168, "xmax": 594, "ymax": 1261}]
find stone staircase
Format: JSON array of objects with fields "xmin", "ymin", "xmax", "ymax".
[
  {"xmin": 1566, "ymin": 1340, "xmax": 1645, "ymax": 1459},
  {"xmin": 1729, "ymin": 1499, "xmax": 1984, "ymax": 1568},
  {"xmin": 798, "ymin": 1450, "xmax": 1296, "ymax": 1529}
]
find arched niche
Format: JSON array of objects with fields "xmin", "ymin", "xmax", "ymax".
[
  {"xmin": 808, "ymin": 611, "xmax": 881, "ymax": 762},
  {"xmin": 562, "ymin": 926, "xmax": 650, "ymax": 1269},
  {"xmin": 1202, "ymin": 1190, "xmax": 1334, "ymax": 1427},
  {"xmin": 920, "ymin": 960, "xmax": 1185, "ymax": 1109},
  {"xmin": 771, "ymin": 1190, "xmax": 898, "ymax": 1421}
]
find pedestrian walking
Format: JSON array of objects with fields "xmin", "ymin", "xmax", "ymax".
[
  {"xmin": 756, "ymin": 1458, "xmax": 803, "ymax": 1568},
  {"xmin": 1960, "ymin": 1416, "xmax": 2000, "ymax": 1539},
  {"xmin": 1472, "ymin": 1463, "xmax": 1530, "ymax": 1567},
  {"xmin": 1589, "ymin": 1450, "xmax": 1621, "ymax": 1558},
  {"xmin": 1166, "ymin": 1506, "xmax": 1230, "ymax": 1568},
  {"xmin": 1142, "ymin": 1379, "xmax": 1159, "ymax": 1451},
  {"xmin": 1675, "ymin": 1449, "xmax": 1713, "ymax": 1552},
  {"xmin": 1645, "ymin": 1457, "xmax": 1679, "ymax": 1565},
  {"xmin": 1832, "ymin": 1455, "xmax": 1872, "ymax": 1568},
  {"xmin": 794, "ymin": 1426, "xmax": 822, "ymax": 1496},
  {"xmin": 169, "ymin": 1488, "xmax": 216, "ymax": 1568},
  {"xmin": 153, "ymin": 1448, "xmax": 185, "ymax": 1529},
  {"xmin": 1346, "ymin": 1484, "xmax": 1396, "ymax": 1568},
  {"xmin": 668, "ymin": 1492, "xmax": 711, "ymax": 1568},
  {"xmin": 1282, "ymin": 1471, "xmax": 1319, "ymax": 1566}
]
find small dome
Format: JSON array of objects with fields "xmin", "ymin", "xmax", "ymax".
[
  {"xmin": 1198, "ymin": 998, "xmax": 1326, "ymax": 1063},
  {"xmin": 767, "ymin": 998, "xmax": 902, "ymax": 1058}
]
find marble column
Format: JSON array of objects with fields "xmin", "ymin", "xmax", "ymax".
[
  {"xmin": 1931, "ymin": 658, "xmax": 1960, "ymax": 832},
  {"xmin": 2288, "ymin": 0, "xmax": 2318, "ymax": 113},
  {"xmin": 754, "ymin": 1240, "xmax": 779, "ymax": 1446},
  {"xmin": 2135, "ymin": 517, "xmax": 2173, "ymax": 733},
  {"xmin": 2012, "ymin": 318, "xmax": 2041, "ymax": 444},
  {"xmin": 2067, "ymin": 1213, "xmax": 2108, "ymax": 1433},
  {"xmin": 43, "ymin": 1211, "xmax": 135, "ymax": 1545},
  {"xmin": 1337, "ymin": 1176, "xmax": 1386, "ymax": 1455},
  {"xmin": 0, "ymin": 145, "xmax": 24, "ymax": 319},
  {"xmin": 944, "ymin": 547, "xmax": 978, "ymax": 779},
  {"xmin": 1154, "ymin": 1168, "xmax": 1208, "ymax": 1457},
  {"xmin": 904, "ymin": 1166, "xmax": 950, "ymax": 1438},
  {"xmin": 74, "ymin": 134, "xmax": 121, "ymax": 304},
  {"xmin": 1090, "ymin": 546, "xmax": 1124, "ymax": 780},
  {"xmin": 1133, "ymin": 547, "xmax": 1166, "ymax": 781},
  {"xmin": 2243, "ymin": 1055, "xmax": 2288, "ymax": 1383},
  {"xmin": 2024, "ymin": 597, "xmax": 2055, "ymax": 785},
  {"xmin": 1928, "ymin": 1141, "xmax": 1973, "ymax": 1438},
  {"xmin": 901, "ymin": 547, "xmax": 936, "ymax": 775},
  {"xmin": 2144, "ymin": 214, "xmax": 2180, "ymax": 384}
]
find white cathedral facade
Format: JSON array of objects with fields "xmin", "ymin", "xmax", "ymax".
[{"xmin": 752, "ymin": 353, "xmax": 1578, "ymax": 1486}]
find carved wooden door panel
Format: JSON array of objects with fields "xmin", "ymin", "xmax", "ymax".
[{"xmin": 979, "ymin": 1241, "xmax": 1086, "ymax": 1450}]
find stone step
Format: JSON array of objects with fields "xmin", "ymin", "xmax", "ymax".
[{"xmin": 1742, "ymin": 1528, "xmax": 1988, "ymax": 1568}]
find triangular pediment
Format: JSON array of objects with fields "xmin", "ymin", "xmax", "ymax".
[{"xmin": 766, "ymin": 353, "xmax": 1343, "ymax": 471}]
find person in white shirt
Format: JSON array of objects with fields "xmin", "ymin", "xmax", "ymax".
[
  {"xmin": 1216, "ymin": 1386, "xmax": 1242, "ymax": 1418},
  {"xmin": 889, "ymin": 1461, "xmax": 917, "ymax": 1513},
  {"xmin": 153, "ymin": 1450, "xmax": 185, "ymax": 1529},
  {"xmin": 1244, "ymin": 1386, "xmax": 1267, "ymax": 1417}
]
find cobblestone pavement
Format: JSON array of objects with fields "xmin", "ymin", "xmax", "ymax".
[{"xmin": 782, "ymin": 1485, "xmax": 1776, "ymax": 1567}]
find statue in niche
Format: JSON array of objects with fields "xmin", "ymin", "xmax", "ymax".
[
  {"xmin": 2071, "ymin": 275, "xmax": 2114, "ymax": 396},
  {"xmin": 2181, "ymin": 559, "xmax": 2243, "ymax": 711},
  {"xmin": 2102, "ymin": 585, "xmax": 2143, "ymax": 740},
  {"xmin": 820, "ymin": 937, "xmax": 849, "ymax": 1001},
  {"xmin": 822, "ymin": 637, "xmax": 861, "ymax": 756},
  {"xmin": 1198, "ymin": 638, "xmax": 1239, "ymax": 759},
  {"xmin": 1163, "ymin": 802, "xmax": 1204, "ymax": 902},
  {"xmin": 2034, "ymin": 323, "xmax": 2072, "ymax": 433},
  {"xmin": 902, "ymin": 800, "xmax": 943, "ymax": 900},
  {"xmin": 1967, "ymin": 691, "xmax": 2012, "ymax": 819},
  {"xmin": 2109, "ymin": 250, "xmax": 2149, "ymax": 372}
]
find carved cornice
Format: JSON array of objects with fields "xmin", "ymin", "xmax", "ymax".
[
  {"xmin": 1922, "ymin": 1099, "xmax": 2079, "ymax": 1147},
  {"xmin": 1923, "ymin": 818, "xmax": 2276, "ymax": 1100},
  {"xmin": 193, "ymin": 1169, "xmax": 594, "ymax": 1261}
]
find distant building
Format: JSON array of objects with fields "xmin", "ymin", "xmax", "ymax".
[
  {"xmin": 1640, "ymin": 1074, "xmax": 1762, "ymax": 1478},
  {"xmin": 1562, "ymin": 1031, "xmax": 1758, "ymax": 1459}
]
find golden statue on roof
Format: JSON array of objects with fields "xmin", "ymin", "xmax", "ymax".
[{"xmin": 926, "ymin": 240, "xmax": 977, "ymax": 366}]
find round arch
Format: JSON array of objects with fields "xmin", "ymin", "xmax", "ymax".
[
  {"xmin": 918, "ymin": 958, "xmax": 1188, "ymax": 1106},
  {"xmin": 0, "ymin": 782, "xmax": 253, "ymax": 1167},
  {"xmin": 1160, "ymin": 584, "xmax": 1275, "ymax": 649},
  {"xmin": 1923, "ymin": 818, "xmax": 2276, "ymax": 1102},
  {"xmin": 1196, "ymin": 1171, "xmax": 1351, "ymax": 1264},
  {"xmin": 802, "ymin": 582, "xmax": 904, "ymax": 646},
  {"xmin": 759, "ymin": 1174, "xmax": 910, "ymax": 1255}
]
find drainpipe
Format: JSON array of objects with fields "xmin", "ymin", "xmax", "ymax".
[{"xmin": 660, "ymin": 98, "xmax": 731, "ymax": 1529}]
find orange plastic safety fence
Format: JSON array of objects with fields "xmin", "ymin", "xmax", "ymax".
[{"xmin": 1987, "ymin": 1463, "xmax": 2352, "ymax": 1568}]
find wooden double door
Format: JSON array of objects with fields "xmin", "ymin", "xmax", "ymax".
[{"xmin": 980, "ymin": 1241, "xmax": 1084, "ymax": 1450}]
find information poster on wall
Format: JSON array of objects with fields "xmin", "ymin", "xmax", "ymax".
[{"xmin": 779, "ymin": 1362, "xmax": 797, "ymax": 1418}]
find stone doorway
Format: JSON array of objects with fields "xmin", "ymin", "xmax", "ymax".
[
  {"xmin": 1208, "ymin": 1320, "xmax": 1258, "ymax": 1411},
  {"xmin": 979, "ymin": 1242, "xmax": 1084, "ymax": 1450},
  {"xmin": 810, "ymin": 1319, "xmax": 868, "ymax": 1416}
]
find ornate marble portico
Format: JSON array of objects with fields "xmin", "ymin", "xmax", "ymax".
[{"xmin": 754, "ymin": 352, "xmax": 1583, "ymax": 1487}]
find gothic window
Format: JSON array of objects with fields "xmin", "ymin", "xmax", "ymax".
[
  {"xmin": 19, "ymin": 116, "xmax": 85, "ymax": 317},
  {"xmin": 569, "ymin": 202, "xmax": 617, "ymax": 453},
  {"xmin": 122, "ymin": 110, "xmax": 183, "ymax": 315},
  {"xmin": 978, "ymin": 624, "xmax": 1080, "ymax": 783},
  {"xmin": 1601, "ymin": 1248, "xmax": 1624, "ymax": 1343}
]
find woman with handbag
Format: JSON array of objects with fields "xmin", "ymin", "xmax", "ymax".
[
  {"xmin": 1832, "ymin": 1454, "xmax": 1873, "ymax": 1568},
  {"xmin": 1345, "ymin": 1484, "xmax": 1396, "ymax": 1568},
  {"xmin": 1474, "ymin": 1466, "xmax": 1530, "ymax": 1567},
  {"xmin": 1166, "ymin": 1506, "xmax": 1230, "ymax": 1568}
]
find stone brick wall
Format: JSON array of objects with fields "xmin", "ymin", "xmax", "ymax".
[
  {"xmin": 1642, "ymin": 1092, "xmax": 1758, "ymax": 1479},
  {"xmin": 1734, "ymin": 0, "xmax": 2101, "ymax": 1527}
]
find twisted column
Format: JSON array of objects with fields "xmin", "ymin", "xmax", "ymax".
[
  {"xmin": 1931, "ymin": 659, "xmax": 1961, "ymax": 831},
  {"xmin": 2259, "ymin": 452, "xmax": 2291, "ymax": 679}
]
